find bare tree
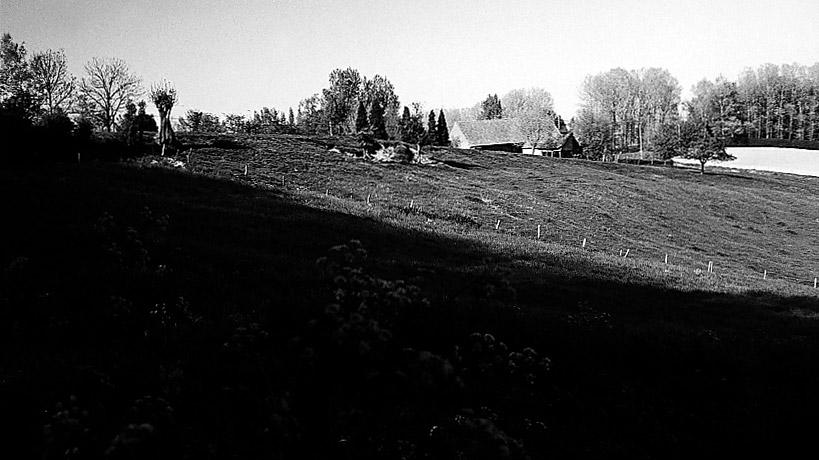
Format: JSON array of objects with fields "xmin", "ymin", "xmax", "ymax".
[
  {"xmin": 30, "ymin": 49, "xmax": 75, "ymax": 114},
  {"xmin": 502, "ymin": 88, "xmax": 559, "ymax": 155},
  {"xmin": 150, "ymin": 80, "xmax": 177, "ymax": 155},
  {"xmin": 79, "ymin": 58, "xmax": 141, "ymax": 131}
]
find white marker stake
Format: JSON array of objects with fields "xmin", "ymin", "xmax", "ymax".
[
  {"xmin": 619, "ymin": 249, "xmax": 623, "ymax": 257},
  {"xmin": 624, "ymin": 249, "xmax": 630, "ymax": 258},
  {"xmin": 495, "ymin": 220, "xmax": 500, "ymax": 230},
  {"xmin": 582, "ymin": 238, "xmax": 587, "ymax": 248},
  {"xmin": 537, "ymin": 225, "xmax": 541, "ymax": 239},
  {"xmin": 763, "ymin": 270, "xmax": 767, "ymax": 280},
  {"xmin": 814, "ymin": 277, "xmax": 817, "ymax": 289},
  {"xmin": 664, "ymin": 254, "xmax": 668, "ymax": 264},
  {"xmin": 244, "ymin": 164, "xmax": 248, "ymax": 176},
  {"xmin": 410, "ymin": 200, "xmax": 414, "ymax": 209},
  {"xmin": 367, "ymin": 194, "xmax": 371, "ymax": 205}
]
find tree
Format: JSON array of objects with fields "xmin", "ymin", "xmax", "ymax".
[
  {"xmin": 322, "ymin": 67, "xmax": 362, "ymax": 135},
  {"xmin": 30, "ymin": 49, "xmax": 75, "ymax": 115},
  {"xmin": 354, "ymin": 100, "xmax": 368, "ymax": 133},
  {"xmin": 179, "ymin": 109, "xmax": 220, "ymax": 133},
  {"xmin": 502, "ymin": 88, "xmax": 558, "ymax": 155},
  {"xmin": 136, "ymin": 100, "xmax": 157, "ymax": 132},
  {"xmin": 652, "ymin": 122, "xmax": 682, "ymax": 162},
  {"xmin": 0, "ymin": 33, "xmax": 39, "ymax": 121},
  {"xmin": 426, "ymin": 110, "xmax": 436, "ymax": 144},
  {"xmin": 362, "ymin": 75, "xmax": 400, "ymax": 138},
  {"xmin": 369, "ymin": 101, "xmax": 388, "ymax": 139},
  {"xmin": 119, "ymin": 100, "xmax": 140, "ymax": 146},
  {"xmin": 79, "ymin": 58, "xmax": 141, "ymax": 131},
  {"xmin": 501, "ymin": 88, "xmax": 554, "ymax": 119},
  {"xmin": 436, "ymin": 109, "xmax": 449, "ymax": 146},
  {"xmin": 398, "ymin": 103, "xmax": 425, "ymax": 144},
  {"xmin": 288, "ymin": 107, "xmax": 295, "ymax": 126},
  {"xmin": 297, "ymin": 93, "xmax": 327, "ymax": 135},
  {"xmin": 479, "ymin": 94, "xmax": 503, "ymax": 119},
  {"xmin": 150, "ymin": 80, "xmax": 177, "ymax": 155},
  {"xmin": 680, "ymin": 121, "xmax": 735, "ymax": 174}
]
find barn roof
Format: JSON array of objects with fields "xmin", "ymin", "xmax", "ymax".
[{"xmin": 454, "ymin": 118, "xmax": 563, "ymax": 149}]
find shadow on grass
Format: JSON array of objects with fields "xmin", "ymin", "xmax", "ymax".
[{"xmin": 2, "ymin": 162, "xmax": 818, "ymax": 459}]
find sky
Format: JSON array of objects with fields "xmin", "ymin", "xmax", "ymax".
[{"xmin": 2, "ymin": 0, "xmax": 818, "ymax": 119}]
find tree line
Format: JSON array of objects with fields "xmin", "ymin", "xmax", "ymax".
[{"xmin": 0, "ymin": 33, "xmax": 182, "ymax": 158}]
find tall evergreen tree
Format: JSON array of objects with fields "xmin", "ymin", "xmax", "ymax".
[
  {"xmin": 426, "ymin": 110, "xmax": 436, "ymax": 144},
  {"xmin": 369, "ymin": 102, "xmax": 388, "ymax": 139},
  {"xmin": 436, "ymin": 109, "xmax": 449, "ymax": 146},
  {"xmin": 288, "ymin": 107, "xmax": 295, "ymax": 126},
  {"xmin": 399, "ymin": 106, "xmax": 412, "ymax": 141},
  {"xmin": 355, "ymin": 100, "xmax": 368, "ymax": 132}
]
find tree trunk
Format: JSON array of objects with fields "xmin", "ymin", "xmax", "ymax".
[{"xmin": 700, "ymin": 161, "xmax": 706, "ymax": 174}]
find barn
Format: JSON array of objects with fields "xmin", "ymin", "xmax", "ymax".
[{"xmin": 450, "ymin": 118, "xmax": 582, "ymax": 158}]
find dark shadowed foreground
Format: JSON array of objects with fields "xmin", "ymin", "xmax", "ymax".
[{"xmin": 2, "ymin": 143, "xmax": 819, "ymax": 458}]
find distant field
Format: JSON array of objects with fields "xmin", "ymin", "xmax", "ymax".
[{"xmin": 674, "ymin": 146, "xmax": 819, "ymax": 177}]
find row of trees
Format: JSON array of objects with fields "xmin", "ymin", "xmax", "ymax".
[
  {"xmin": 574, "ymin": 67, "xmax": 682, "ymax": 159},
  {"xmin": 687, "ymin": 63, "xmax": 819, "ymax": 141},
  {"xmin": 0, "ymin": 33, "xmax": 182, "ymax": 145},
  {"xmin": 294, "ymin": 67, "xmax": 450, "ymax": 145}
]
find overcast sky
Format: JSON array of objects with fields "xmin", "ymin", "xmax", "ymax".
[{"xmin": 3, "ymin": 0, "xmax": 818, "ymax": 118}]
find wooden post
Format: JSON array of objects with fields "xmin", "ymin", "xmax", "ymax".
[
  {"xmin": 410, "ymin": 199, "xmax": 414, "ymax": 209},
  {"xmin": 244, "ymin": 164, "xmax": 248, "ymax": 176},
  {"xmin": 537, "ymin": 225, "xmax": 541, "ymax": 239},
  {"xmin": 77, "ymin": 152, "xmax": 81, "ymax": 164},
  {"xmin": 664, "ymin": 254, "xmax": 668, "ymax": 264},
  {"xmin": 763, "ymin": 270, "xmax": 767, "ymax": 280},
  {"xmin": 186, "ymin": 152, "xmax": 190, "ymax": 165},
  {"xmin": 624, "ymin": 249, "xmax": 630, "ymax": 258},
  {"xmin": 582, "ymin": 238, "xmax": 587, "ymax": 248},
  {"xmin": 708, "ymin": 261, "xmax": 713, "ymax": 273},
  {"xmin": 619, "ymin": 249, "xmax": 623, "ymax": 257},
  {"xmin": 326, "ymin": 189, "xmax": 329, "ymax": 196},
  {"xmin": 495, "ymin": 220, "xmax": 500, "ymax": 230},
  {"xmin": 367, "ymin": 194, "xmax": 371, "ymax": 205},
  {"xmin": 814, "ymin": 277, "xmax": 817, "ymax": 289}
]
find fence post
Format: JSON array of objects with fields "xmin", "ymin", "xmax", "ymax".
[
  {"xmin": 763, "ymin": 270, "xmax": 767, "ymax": 280},
  {"xmin": 410, "ymin": 199, "xmax": 414, "ymax": 209},
  {"xmin": 244, "ymin": 164, "xmax": 248, "ymax": 176},
  {"xmin": 582, "ymin": 238, "xmax": 587, "ymax": 248},
  {"xmin": 664, "ymin": 253, "xmax": 668, "ymax": 264},
  {"xmin": 367, "ymin": 194, "xmax": 371, "ymax": 205},
  {"xmin": 624, "ymin": 249, "xmax": 630, "ymax": 258},
  {"xmin": 495, "ymin": 220, "xmax": 500, "ymax": 230},
  {"xmin": 537, "ymin": 225, "xmax": 541, "ymax": 240},
  {"xmin": 814, "ymin": 277, "xmax": 817, "ymax": 289}
]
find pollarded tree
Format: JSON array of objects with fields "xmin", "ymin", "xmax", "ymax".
[
  {"xmin": 150, "ymin": 80, "xmax": 177, "ymax": 155},
  {"xmin": 354, "ymin": 100, "xmax": 368, "ymax": 133},
  {"xmin": 436, "ymin": 109, "xmax": 449, "ymax": 146},
  {"xmin": 30, "ymin": 49, "xmax": 75, "ymax": 115}
]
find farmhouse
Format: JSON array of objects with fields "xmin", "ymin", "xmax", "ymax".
[{"xmin": 450, "ymin": 118, "xmax": 582, "ymax": 157}]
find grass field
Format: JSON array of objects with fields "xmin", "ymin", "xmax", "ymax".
[
  {"xmin": 3, "ymin": 133, "xmax": 819, "ymax": 458},
  {"xmin": 674, "ymin": 146, "xmax": 819, "ymax": 177}
]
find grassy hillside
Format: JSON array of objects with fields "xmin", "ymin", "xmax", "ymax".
[{"xmin": 3, "ymin": 133, "xmax": 819, "ymax": 459}]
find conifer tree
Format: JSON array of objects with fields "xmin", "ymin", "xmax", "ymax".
[
  {"xmin": 426, "ymin": 110, "xmax": 436, "ymax": 144},
  {"xmin": 288, "ymin": 107, "xmax": 295, "ymax": 126},
  {"xmin": 354, "ymin": 101, "xmax": 368, "ymax": 132},
  {"xmin": 436, "ymin": 109, "xmax": 449, "ymax": 146},
  {"xmin": 369, "ymin": 101, "xmax": 387, "ymax": 139},
  {"xmin": 400, "ymin": 106, "xmax": 415, "ymax": 142}
]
